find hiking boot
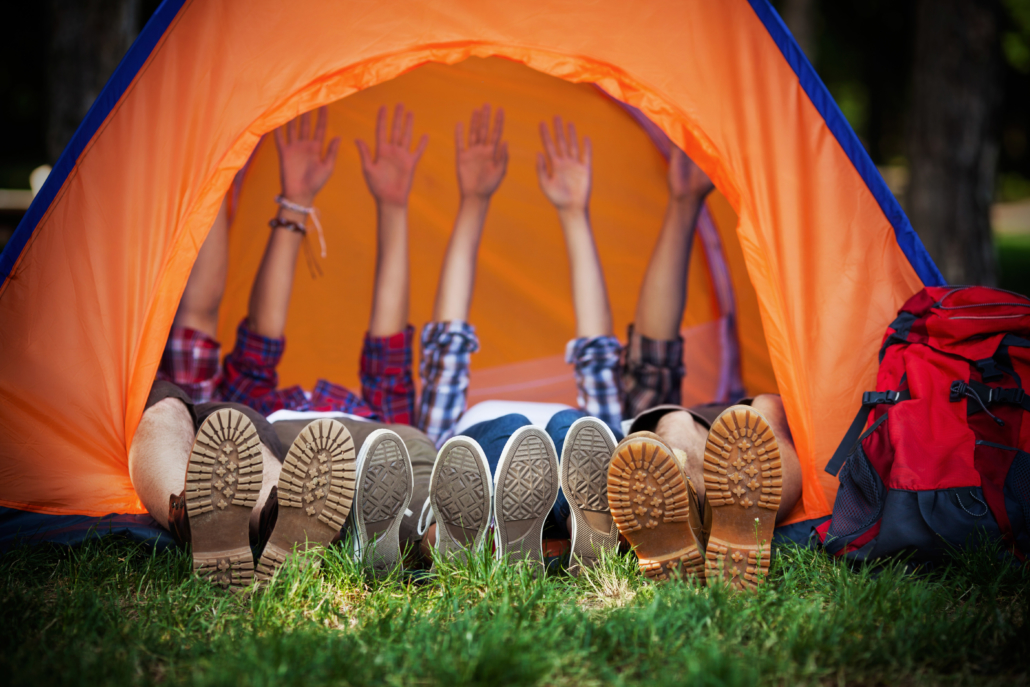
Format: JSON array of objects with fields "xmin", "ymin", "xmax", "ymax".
[
  {"xmin": 560, "ymin": 417, "xmax": 619, "ymax": 575},
  {"xmin": 183, "ymin": 408, "xmax": 265, "ymax": 590},
  {"xmin": 428, "ymin": 436, "xmax": 493, "ymax": 563},
  {"xmin": 256, "ymin": 419, "xmax": 356, "ymax": 581},
  {"xmin": 351, "ymin": 429, "xmax": 413, "ymax": 577},
  {"xmin": 702, "ymin": 405, "xmax": 780, "ymax": 590},
  {"xmin": 608, "ymin": 432, "xmax": 705, "ymax": 583},
  {"xmin": 494, "ymin": 426, "xmax": 560, "ymax": 568}
]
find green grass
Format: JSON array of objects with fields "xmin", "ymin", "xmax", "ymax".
[{"xmin": 1, "ymin": 537, "xmax": 1027, "ymax": 686}]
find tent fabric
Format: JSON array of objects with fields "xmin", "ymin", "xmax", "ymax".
[{"xmin": 0, "ymin": 0, "xmax": 940, "ymax": 527}]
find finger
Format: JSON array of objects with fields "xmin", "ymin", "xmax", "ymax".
[
  {"xmin": 470, "ymin": 108, "xmax": 481, "ymax": 146},
  {"xmin": 567, "ymin": 121, "xmax": 580, "ymax": 160},
  {"xmin": 285, "ymin": 117, "xmax": 296, "ymax": 144},
  {"xmin": 491, "ymin": 107, "xmax": 505, "ymax": 151},
  {"xmin": 536, "ymin": 151, "xmax": 549, "ymax": 182},
  {"xmin": 413, "ymin": 133, "xmax": 429, "ymax": 162},
  {"xmin": 582, "ymin": 137, "xmax": 593, "ymax": 167},
  {"xmin": 355, "ymin": 139, "xmax": 372, "ymax": 169},
  {"xmin": 455, "ymin": 121, "xmax": 465, "ymax": 153},
  {"xmin": 553, "ymin": 116, "xmax": 568, "ymax": 158},
  {"xmin": 539, "ymin": 121, "xmax": 557, "ymax": 163},
  {"xmin": 375, "ymin": 106, "xmax": 387, "ymax": 156},
  {"xmin": 479, "ymin": 104, "xmax": 490, "ymax": 145},
  {"xmin": 496, "ymin": 140, "xmax": 510, "ymax": 169},
  {"xmin": 274, "ymin": 125, "xmax": 286, "ymax": 153},
  {"xmin": 403, "ymin": 111, "xmax": 414, "ymax": 150},
  {"xmin": 391, "ymin": 103, "xmax": 405, "ymax": 146},
  {"xmin": 314, "ymin": 106, "xmax": 328, "ymax": 143},
  {"xmin": 299, "ymin": 111, "xmax": 311, "ymax": 141},
  {"xmin": 323, "ymin": 136, "xmax": 341, "ymax": 168}
]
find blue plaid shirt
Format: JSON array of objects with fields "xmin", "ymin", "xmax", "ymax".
[{"xmin": 417, "ymin": 320, "xmax": 623, "ymax": 447}]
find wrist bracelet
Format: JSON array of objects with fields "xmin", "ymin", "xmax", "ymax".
[
  {"xmin": 269, "ymin": 217, "xmax": 307, "ymax": 235},
  {"xmin": 275, "ymin": 194, "xmax": 326, "ymax": 258}
]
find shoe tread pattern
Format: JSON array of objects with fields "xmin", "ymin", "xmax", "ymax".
[
  {"xmin": 436, "ymin": 445, "xmax": 489, "ymax": 529},
  {"xmin": 360, "ymin": 438, "xmax": 411, "ymax": 522},
  {"xmin": 500, "ymin": 435, "xmax": 554, "ymax": 521},
  {"xmin": 278, "ymin": 419, "xmax": 356, "ymax": 529},
  {"xmin": 565, "ymin": 425, "xmax": 612, "ymax": 511},
  {"xmin": 702, "ymin": 407, "xmax": 779, "ymax": 590}
]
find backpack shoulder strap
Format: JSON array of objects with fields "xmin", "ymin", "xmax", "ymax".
[{"xmin": 826, "ymin": 389, "xmax": 911, "ymax": 477}]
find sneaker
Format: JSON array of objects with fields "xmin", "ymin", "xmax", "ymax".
[
  {"xmin": 256, "ymin": 419, "xmax": 356, "ymax": 581},
  {"xmin": 608, "ymin": 432, "xmax": 705, "ymax": 583},
  {"xmin": 493, "ymin": 426, "xmax": 560, "ymax": 567},
  {"xmin": 351, "ymin": 429, "xmax": 413, "ymax": 577},
  {"xmin": 428, "ymin": 436, "xmax": 493, "ymax": 563},
  {"xmin": 702, "ymin": 406, "xmax": 780, "ymax": 590},
  {"xmin": 184, "ymin": 408, "xmax": 265, "ymax": 590},
  {"xmin": 560, "ymin": 417, "xmax": 619, "ymax": 575}
]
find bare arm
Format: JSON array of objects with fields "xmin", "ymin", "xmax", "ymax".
[
  {"xmin": 633, "ymin": 147, "xmax": 714, "ymax": 341},
  {"xmin": 173, "ymin": 196, "xmax": 229, "ymax": 338},
  {"xmin": 537, "ymin": 117, "xmax": 612, "ymax": 338},
  {"xmin": 432, "ymin": 104, "xmax": 509, "ymax": 322},
  {"xmin": 248, "ymin": 106, "xmax": 340, "ymax": 338},
  {"xmin": 356, "ymin": 104, "xmax": 428, "ymax": 337}
]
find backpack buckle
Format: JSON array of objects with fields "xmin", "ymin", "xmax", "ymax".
[
  {"xmin": 990, "ymin": 387, "xmax": 1025, "ymax": 405},
  {"xmin": 863, "ymin": 390, "xmax": 902, "ymax": 405},
  {"xmin": 977, "ymin": 358, "xmax": 1003, "ymax": 381}
]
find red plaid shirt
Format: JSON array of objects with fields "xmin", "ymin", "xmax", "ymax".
[
  {"xmin": 158, "ymin": 320, "xmax": 415, "ymax": 423},
  {"xmin": 156, "ymin": 326, "xmax": 223, "ymax": 403}
]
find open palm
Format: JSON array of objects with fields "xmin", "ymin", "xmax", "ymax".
[
  {"xmin": 668, "ymin": 147, "xmax": 714, "ymax": 200},
  {"xmin": 456, "ymin": 104, "xmax": 508, "ymax": 199},
  {"xmin": 356, "ymin": 104, "xmax": 428, "ymax": 207},
  {"xmin": 536, "ymin": 117, "xmax": 591, "ymax": 212},
  {"xmin": 274, "ymin": 107, "xmax": 341, "ymax": 206}
]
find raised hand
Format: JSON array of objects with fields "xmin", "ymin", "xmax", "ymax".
[
  {"xmin": 536, "ymin": 116, "xmax": 592, "ymax": 213},
  {"xmin": 668, "ymin": 147, "xmax": 714, "ymax": 201},
  {"xmin": 356, "ymin": 104, "xmax": 429, "ymax": 208},
  {"xmin": 273, "ymin": 106, "xmax": 341, "ymax": 206},
  {"xmin": 456, "ymin": 104, "xmax": 509, "ymax": 200}
]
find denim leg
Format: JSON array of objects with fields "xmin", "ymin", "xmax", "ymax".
[
  {"xmin": 458, "ymin": 413, "xmax": 533, "ymax": 475},
  {"xmin": 544, "ymin": 410, "xmax": 625, "ymax": 539}
]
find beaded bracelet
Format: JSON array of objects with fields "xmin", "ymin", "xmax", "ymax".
[
  {"xmin": 268, "ymin": 216, "xmax": 307, "ymax": 235},
  {"xmin": 275, "ymin": 194, "xmax": 326, "ymax": 258}
]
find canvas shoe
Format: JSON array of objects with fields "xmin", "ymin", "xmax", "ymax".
[
  {"xmin": 256, "ymin": 419, "xmax": 357, "ymax": 581},
  {"xmin": 427, "ymin": 436, "xmax": 493, "ymax": 563},
  {"xmin": 350, "ymin": 429, "xmax": 413, "ymax": 577},
  {"xmin": 493, "ymin": 426, "xmax": 560, "ymax": 568},
  {"xmin": 702, "ymin": 405, "xmax": 780, "ymax": 590},
  {"xmin": 608, "ymin": 431, "xmax": 705, "ymax": 582},
  {"xmin": 182, "ymin": 408, "xmax": 265, "ymax": 590},
  {"xmin": 560, "ymin": 417, "xmax": 619, "ymax": 575}
]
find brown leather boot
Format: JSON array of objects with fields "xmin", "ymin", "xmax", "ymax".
[
  {"xmin": 702, "ymin": 406, "xmax": 780, "ymax": 591},
  {"xmin": 167, "ymin": 490, "xmax": 191, "ymax": 546},
  {"xmin": 607, "ymin": 432, "xmax": 705, "ymax": 583}
]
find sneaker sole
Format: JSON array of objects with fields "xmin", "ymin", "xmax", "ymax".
[
  {"xmin": 608, "ymin": 435, "xmax": 704, "ymax": 582},
  {"xmin": 702, "ymin": 406, "xmax": 780, "ymax": 590},
  {"xmin": 185, "ymin": 408, "xmax": 265, "ymax": 590},
  {"xmin": 256, "ymin": 419, "xmax": 356, "ymax": 581},
  {"xmin": 352, "ymin": 429, "xmax": 413, "ymax": 577},
  {"xmin": 560, "ymin": 417, "xmax": 618, "ymax": 575},
  {"xmin": 494, "ymin": 426, "xmax": 559, "ymax": 568},
  {"xmin": 429, "ymin": 436, "xmax": 493, "ymax": 563}
]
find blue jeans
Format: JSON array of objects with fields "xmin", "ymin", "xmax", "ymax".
[{"xmin": 460, "ymin": 409, "xmax": 623, "ymax": 539}]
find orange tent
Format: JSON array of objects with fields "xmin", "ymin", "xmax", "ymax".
[{"xmin": 0, "ymin": 0, "xmax": 943, "ymax": 529}]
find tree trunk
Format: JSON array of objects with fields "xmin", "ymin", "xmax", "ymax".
[
  {"xmin": 47, "ymin": 0, "xmax": 140, "ymax": 163},
  {"xmin": 782, "ymin": 0, "xmax": 817, "ymax": 62},
  {"xmin": 907, "ymin": 0, "xmax": 1003, "ymax": 285}
]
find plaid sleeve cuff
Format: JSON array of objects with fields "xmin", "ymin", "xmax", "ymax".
[
  {"xmin": 359, "ymin": 325, "xmax": 416, "ymax": 424},
  {"xmin": 565, "ymin": 335, "xmax": 623, "ymax": 429},
  {"xmin": 156, "ymin": 325, "xmax": 223, "ymax": 404},
  {"xmin": 418, "ymin": 321, "xmax": 480, "ymax": 447},
  {"xmin": 232, "ymin": 318, "xmax": 286, "ymax": 369},
  {"xmin": 621, "ymin": 323, "xmax": 686, "ymax": 419}
]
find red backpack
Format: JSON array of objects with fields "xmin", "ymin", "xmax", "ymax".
[{"xmin": 817, "ymin": 286, "xmax": 1030, "ymax": 562}]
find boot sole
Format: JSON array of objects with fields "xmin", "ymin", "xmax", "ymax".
[
  {"xmin": 430, "ymin": 436, "xmax": 493, "ymax": 564},
  {"xmin": 608, "ymin": 435, "xmax": 704, "ymax": 582},
  {"xmin": 494, "ymin": 426, "xmax": 559, "ymax": 568},
  {"xmin": 702, "ymin": 406, "xmax": 780, "ymax": 590},
  {"xmin": 560, "ymin": 417, "xmax": 618, "ymax": 575},
  {"xmin": 352, "ymin": 429, "xmax": 413, "ymax": 577},
  {"xmin": 256, "ymin": 419, "xmax": 356, "ymax": 581},
  {"xmin": 185, "ymin": 408, "xmax": 264, "ymax": 590}
]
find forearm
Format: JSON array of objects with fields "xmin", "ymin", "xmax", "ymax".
[
  {"xmin": 174, "ymin": 198, "xmax": 229, "ymax": 337},
  {"xmin": 368, "ymin": 203, "xmax": 410, "ymax": 337},
  {"xmin": 558, "ymin": 208, "xmax": 613, "ymax": 338},
  {"xmin": 634, "ymin": 195, "xmax": 705, "ymax": 340},
  {"xmin": 247, "ymin": 207, "xmax": 306, "ymax": 338},
  {"xmin": 432, "ymin": 196, "xmax": 490, "ymax": 322}
]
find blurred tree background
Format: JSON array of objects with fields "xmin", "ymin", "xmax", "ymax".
[{"xmin": 0, "ymin": 1, "xmax": 1028, "ymax": 291}]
